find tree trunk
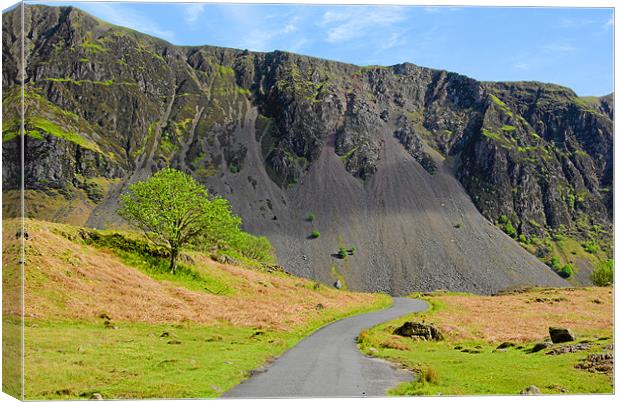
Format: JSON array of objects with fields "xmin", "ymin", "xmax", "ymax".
[{"xmin": 169, "ymin": 248, "xmax": 178, "ymax": 274}]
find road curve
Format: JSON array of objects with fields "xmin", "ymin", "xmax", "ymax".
[{"xmin": 224, "ymin": 297, "xmax": 429, "ymax": 398}]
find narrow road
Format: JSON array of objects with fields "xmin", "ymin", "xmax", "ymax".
[{"xmin": 225, "ymin": 298, "xmax": 429, "ymax": 398}]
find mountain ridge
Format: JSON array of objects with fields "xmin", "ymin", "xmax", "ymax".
[{"xmin": 2, "ymin": 5, "xmax": 612, "ymax": 294}]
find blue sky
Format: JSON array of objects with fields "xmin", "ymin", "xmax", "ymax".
[{"xmin": 32, "ymin": 2, "xmax": 614, "ymax": 96}]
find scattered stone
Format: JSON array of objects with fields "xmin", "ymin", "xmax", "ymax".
[
  {"xmin": 393, "ymin": 322, "xmax": 443, "ymax": 341},
  {"xmin": 454, "ymin": 345, "xmax": 463, "ymax": 350},
  {"xmin": 592, "ymin": 298, "xmax": 603, "ymax": 304},
  {"xmin": 315, "ymin": 303, "xmax": 325, "ymax": 310},
  {"xmin": 575, "ymin": 353, "xmax": 613, "ymax": 375},
  {"xmin": 160, "ymin": 331, "xmax": 170, "ymax": 337},
  {"xmin": 496, "ymin": 342, "xmax": 516, "ymax": 350},
  {"xmin": 98, "ymin": 313, "xmax": 111, "ymax": 320},
  {"xmin": 368, "ymin": 347, "xmax": 378, "ymax": 354},
  {"xmin": 531, "ymin": 342, "xmax": 552, "ymax": 353},
  {"xmin": 90, "ymin": 393, "xmax": 104, "ymax": 400},
  {"xmin": 460, "ymin": 349, "xmax": 481, "ymax": 354},
  {"xmin": 546, "ymin": 342, "xmax": 591, "ymax": 355},
  {"xmin": 549, "ymin": 327, "xmax": 575, "ymax": 343},
  {"xmin": 546, "ymin": 385, "xmax": 568, "ymax": 393},
  {"xmin": 167, "ymin": 340, "xmax": 182, "ymax": 345},
  {"xmin": 520, "ymin": 385, "xmax": 542, "ymax": 395},
  {"xmin": 334, "ymin": 280, "xmax": 342, "ymax": 289}
]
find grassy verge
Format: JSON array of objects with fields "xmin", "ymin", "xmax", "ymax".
[
  {"xmin": 357, "ymin": 288, "xmax": 613, "ymax": 396},
  {"xmin": 23, "ymin": 295, "xmax": 390, "ymax": 399},
  {"xmin": 16, "ymin": 219, "xmax": 392, "ymax": 399}
]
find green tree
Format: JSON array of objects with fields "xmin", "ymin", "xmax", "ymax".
[
  {"xmin": 592, "ymin": 259, "xmax": 614, "ymax": 286},
  {"xmin": 118, "ymin": 168, "xmax": 240, "ymax": 274}
]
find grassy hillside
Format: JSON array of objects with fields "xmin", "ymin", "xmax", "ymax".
[
  {"xmin": 4, "ymin": 219, "xmax": 390, "ymax": 399},
  {"xmin": 358, "ymin": 288, "xmax": 613, "ymax": 395}
]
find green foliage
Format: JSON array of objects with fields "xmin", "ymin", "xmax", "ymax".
[
  {"xmin": 582, "ymin": 241, "xmax": 600, "ymax": 254},
  {"xmin": 592, "ymin": 259, "xmax": 613, "ymax": 286},
  {"xmin": 118, "ymin": 168, "xmax": 241, "ymax": 273},
  {"xmin": 307, "ymin": 213, "xmax": 315, "ymax": 222},
  {"xmin": 498, "ymin": 215, "xmax": 509, "ymax": 224},
  {"xmin": 29, "ymin": 117, "xmax": 102, "ymax": 153},
  {"xmin": 502, "ymin": 220, "xmax": 516, "ymax": 237},
  {"xmin": 337, "ymin": 247, "xmax": 347, "ymax": 259},
  {"xmin": 310, "ymin": 230, "xmax": 320, "ymax": 239},
  {"xmin": 517, "ymin": 234, "xmax": 529, "ymax": 244},
  {"xmin": 501, "ymin": 125, "xmax": 516, "ymax": 131},
  {"xmin": 559, "ymin": 263, "xmax": 573, "ymax": 279},
  {"xmin": 549, "ymin": 256, "xmax": 562, "ymax": 271},
  {"xmin": 348, "ymin": 247, "xmax": 356, "ymax": 256},
  {"xmin": 224, "ymin": 231, "xmax": 274, "ymax": 264}
]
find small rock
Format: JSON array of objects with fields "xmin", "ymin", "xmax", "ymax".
[
  {"xmin": 532, "ymin": 342, "xmax": 552, "ymax": 352},
  {"xmin": 90, "ymin": 393, "xmax": 104, "ymax": 400},
  {"xmin": 549, "ymin": 327, "xmax": 575, "ymax": 343},
  {"xmin": 520, "ymin": 385, "xmax": 542, "ymax": 395},
  {"xmin": 547, "ymin": 343, "xmax": 591, "ymax": 355},
  {"xmin": 160, "ymin": 331, "xmax": 170, "ymax": 337},
  {"xmin": 167, "ymin": 340, "xmax": 181, "ymax": 345},
  {"xmin": 315, "ymin": 303, "xmax": 325, "ymax": 310},
  {"xmin": 368, "ymin": 347, "xmax": 378, "ymax": 354},
  {"xmin": 496, "ymin": 342, "xmax": 516, "ymax": 350},
  {"xmin": 334, "ymin": 280, "xmax": 342, "ymax": 289},
  {"xmin": 393, "ymin": 322, "xmax": 443, "ymax": 341}
]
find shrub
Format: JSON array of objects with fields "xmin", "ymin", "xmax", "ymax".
[
  {"xmin": 307, "ymin": 213, "xmax": 315, "ymax": 222},
  {"xmin": 348, "ymin": 247, "xmax": 356, "ymax": 255},
  {"xmin": 592, "ymin": 259, "xmax": 613, "ymax": 286},
  {"xmin": 559, "ymin": 263, "xmax": 573, "ymax": 279},
  {"xmin": 310, "ymin": 230, "xmax": 320, "ymax": 239},
  {"xmin": 225, "ymin": 231, "xmax": 274, "ymax": 263},
  {"xmin": 549, "ymin": 256, "xmax": 562, "ymax": 271},
  {"xmin": 498, "ymin": 215, "xmax": 509, "ymax": 224},
  {"xmin": 517, "ymin": 234, "xmax": 529, "ymax": 244},
  {"xmin": 337, "ymin": 247, "xmax": 347, "ymax": 259},
  {"xmin": 503, "ymin": 221, "xmax": 516, "ymax": 237},
  {"xmin": 582, "ymin": 241, "xmax": 600, "ymax": 254},
  {"xmin": 424, "ymin": 366, "xmax": 439, "ymax": 385}
]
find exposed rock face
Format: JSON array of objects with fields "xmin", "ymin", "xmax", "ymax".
[{"xmin": 2, "ymin": 5, "xmax": 613, "ymax": 294}]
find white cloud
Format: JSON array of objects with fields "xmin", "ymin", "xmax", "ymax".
[
  {"xmin": 82, "ymin": 3, "xmax": 176, "ymax": 42},
  {"xmin": 240, "ymin": 16, "xmax": 301, "ymax": 51},
  {"xmin": 514, "ymin": 62, "xmax": 531, "ymax": 71},
  {"xmin": 319, "ymin": 7, "xmax": 406, "ymax": 43},
  {"xmin": 184, "ymin": 4, "xmax": 206, "ymax": 24},
  {"xmin": 542, "ymin": 43, "xmax": 576, "ymax": 53}
]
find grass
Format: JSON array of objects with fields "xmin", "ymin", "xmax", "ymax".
[
  {"xmin": 22, "ymin": 320, "xmax": 300, "ymax": 399},
  {"xmin": 11, "ymin": 219, "xmax": 392, "ymax": 399},
  {"xmin": 358, "ymin": 288, "xmax": 613, "ymax": 395},
  {"xmin": 29, "ymin": 117, "xmax": 102, "ymax": 153}
]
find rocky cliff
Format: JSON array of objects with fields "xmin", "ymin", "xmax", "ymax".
[{"xmin": 2, "ymin": 5, "xmax": 613, "ymax": 294}]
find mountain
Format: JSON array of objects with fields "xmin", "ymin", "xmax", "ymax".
[{"xmin": 2, "ymin": 5, "xmax": 613, "ymax": 294}]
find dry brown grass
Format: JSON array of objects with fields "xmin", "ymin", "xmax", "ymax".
[
  {"xmin": 425, "ymin": 288, "xmax": 613, "ymax": 342},
  {"xmin": 14, "ymin": 219, "xmax": 382, "ymax": 331}
]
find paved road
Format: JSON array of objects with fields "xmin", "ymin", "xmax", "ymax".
[{"xmin": 225, "ymin": 298, "xmax": 429, "ymax": 398}]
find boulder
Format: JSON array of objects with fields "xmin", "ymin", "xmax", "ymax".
[
  {"xmin": 393, "ymin": 321, "xmax": 443, "ymax": 341},
  {"xmin": 334, "ymin": 280, "xmax": 342, "ymax": 289},
  {"xmin": 549, "ymin": 327, "xmax": 575, "ymax": 343},
  {"xmin": 89, "ymin": 393, "xmax": 104, "ymax": 400},
  {"xmin": 520, "ymin": 385, "xmax": 542, "ymax": 395},
  {"xmin": 496, "ymin": 341, "xmax": 516, "ymax": 350}
]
